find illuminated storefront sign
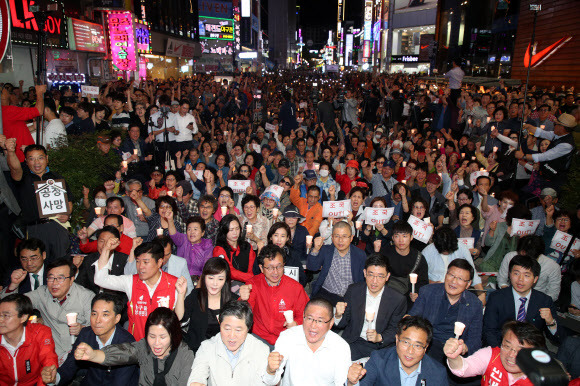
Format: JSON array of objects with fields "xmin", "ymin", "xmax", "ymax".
[
  {"xmin": 199, "ymin": 16, "xmax": 234, "ymax": 40},
  {"xmin": 391, "ymin": 55, "xmax": 419, "ymax": 63},
  {"xmin": 134, "ymin": 19, "xmax": 151, "ymax": 53},
  {"xmin": 47, "ymin": 72, "xmax": 86, "ymax": 83},
  {"xmin": 107, "ymin": 11, "xmax": 137, "ymax": 71},
  {"xmin": 68, "ymin": 18, "xmax": 106, "ymax": 53},
  {"xmin": 9, "ymin": 0, "xmax": 67, "ymax": 48}
]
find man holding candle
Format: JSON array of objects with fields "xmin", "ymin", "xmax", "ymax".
[
  {"xmin": 290, "ymin": 173, "xmax": 323, "ymax": 236},
  {"xmin": 239, "ymin": 245, "xmax": 309, "ymax": 347},
  {"xmin": 409, "ymin": 259, "xmax": 483, "ymax": 381},
  {"xmin": 334, "ymin": 253, "xmax": 407, "ymax": 360}
]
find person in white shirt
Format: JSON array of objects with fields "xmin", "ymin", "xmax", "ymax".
[
  {"xmin": 1, "ymin": 238, "xmax": 47, "ymax": 295},
  {"xmin": 174, "ymin": 99, "xmax": 198, "ymax": 153},
  {"xmin": 263, "ymin": 298, "xmax": 351, "ymax": 386},
  {"xmin": 41, "ymin": 98, "xmax": 67, "ymax": 149},
  {"xmin": 149, "ymin": 95, "xmax": 177, "ymax": 163}
]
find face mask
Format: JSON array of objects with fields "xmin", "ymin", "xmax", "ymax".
[
  {"xmin": 95, "ymin": 198, "xmax": 107, "ymax": 207},
  {"xmin": 319, "ymin": 169, "xmax": 329, "ymax": 177}
]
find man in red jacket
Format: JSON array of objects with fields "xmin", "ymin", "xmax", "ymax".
[
  {"xmin": 78, "ymin": 214, "xmax": 133, "ymax": 255},
  {"xmin": 240, "ymin": 245, "xmax": 309, "ymax": 346},
  {"xmin": 0, "ymin": 293, "xmax": 58, "ymax": 385}
]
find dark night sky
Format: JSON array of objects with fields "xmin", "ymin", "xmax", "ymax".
[{"xmin": 297, "ymin": 0, "xmax": 363, "ymax": 29}]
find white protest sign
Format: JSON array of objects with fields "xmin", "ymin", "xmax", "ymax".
[
  {"xmin": 458, "ymin": 237, "xmax": 475, "ymax": 250},
  {"xmin": 263, "ymin": 185, "xmax": 283, "ymax": 200},
  {"xmin": 470, "ymin": 170, "xmax": 489, "ymax": 186},
  {"xmin": 34, "ymin": 179, "xmax": 70, "ymax": 218},
  {"xmin": 299, "ymin": 102, "xmax": 308, "ymax": 109},
  {"xmin": 184, "ymin": 169, "xmax": 204, "ymax": 181},
  {"xmin": 252, "ymin": 144, "xmax": 261, "ymax": 153},
  {"xmin": 228, "ymin": 180, "xmax": 251, "ymax": 194},
  {"xmin": 81, "ymin": 85, "xmax": 100, "ymax": 98},
  {"xmin": 408, "ymin": 215, "xmax": 434, "ymax": 244},
  {"xmin": 510, "ymin": 219, "xmax": 540, "ymax": 237},
  {"xmin": 284, "ymin": 266, "xmax": 299, "ymax": 282},
  {"xmin": 550, "ymin": 230, "xmax": 579, "ymax": 255},
  {"xmin": 265, "ymin": 122, "xmax": 277, "ymax": 132},
  {"xmin": 364, "ymin": 207, "xmax": 394, "ymax": 225},
  {"xmin": 322, "ymin": 200, "xmax": 352, "ymax": 218}
]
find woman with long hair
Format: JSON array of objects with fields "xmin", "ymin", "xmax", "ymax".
[
  {"xmin": 73, "ymin": 308, "xmax": 194, "ymax": 385},
  {"xmin": 176, "ymin": 257, "xmax": 233, "ymax": 352},
  {"xmin": 212, "ymin": 214, "xmax": 256, "ymax": 283},
  {"xmin": 258, "ymin": 222, "xmax": 306, "ymax": 285}
]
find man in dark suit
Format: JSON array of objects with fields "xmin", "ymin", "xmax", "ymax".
[
  {"xmin": 307, "ymin": 221, "xmax": 366, "ymax": 305},
  {"xmin": 76, "ymin": 226, "xmax": 128, "ymax": 295},
  {"xmin": 347, "ymin": 316, "xmax": 449, "ymax": 385},
  {"xmin": 483, "ymin": 255, "xmax": 564, "ymax": 347},
  {"xmin": 1, "ymin": 238, "xmax": 48, "ymax": 295},
  {"xmin": 334, "ymin": 253, "xmax": 407, "ymax": 360},
  {"xmin": 57, "ymin": 292, "xmax": 139, "ymax": 386}
]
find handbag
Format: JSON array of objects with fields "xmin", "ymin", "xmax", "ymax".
[{"xmin": 387, "ymin": 251, "xmax": 423, "ymax": 295}]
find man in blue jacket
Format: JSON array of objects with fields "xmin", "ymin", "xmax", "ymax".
[
  {"xmin": 307, "ymin": 221, "xmax": 366, "ymax": 305},
  {"xmin": 57, "ymin": 292, "xmax": 139, "ymax": 386},
  {"xmin": 347, "ymin": 315, "xmax": 448, "ymax": 385}
]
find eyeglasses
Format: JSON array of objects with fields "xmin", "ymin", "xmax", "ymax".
[
  {"xmin": 46, "ymin": 276, "xmax": 71, "ymax": 284},
  {"xmin": 446, "ymin": 272, "xmax": 470, "ymax": 284},
  {"xmin": 219, "ymin": 194, "xmax": 231, "ymax": 199},
  {"xmin": 303, "ymin": 316, "xmax": 332, "ymax": 325},
  {"xmin": 20, "ymin": 255, "xmax": 41, "ymax": 263},
  {"xmin": 263, "ymin": 265, "xmax": 284, "ymax": 272},
  {"xmin": 501, "ymin": 343, "xmax": 524, "ymax": 355},
  {"xmin": 0, "ymin": 313, "xmax": 16, "ymax": 319},
  {"xmin": 282, "ymin": 181, "xmax": 292, "ymax": 186},
  {"xmin": 367, "ymin": 273, "xmax": 388, "ymax": 280},
  {"xmin": 398, "ymin": 338, "xmax": 426, "ymax": 351}
]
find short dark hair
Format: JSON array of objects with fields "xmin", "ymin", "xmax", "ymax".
[
  {"xmin": 219, "ymin": 300, "xmax": 253, "ymax": 330},
  {"xmin": 219, "ymin": 186, "xmax": 234, "ymax": 198},
  {"xmin": 307, "ymin": 185, "xmax": 321, "ymax": 196},
  {"xmin": 24, "ymin": 144, "xmax": 47, "ymax": 156},
  {"xmin": 46, "ymin": 258, "xmax": 77, "ymax": 278},
  {"xmin": 365, "ymin": 253, "xmax": 389, "ymax": 271},
  {"xmin": 257, "ymin": 244, "xmax": 286, "ymax": 266},
  {"xmin": 457, "ymin": 204, "xmax": 478, "ymax": 226},
  {"xmin": 134, "ymin": 242, "xmax": 164, "ymax": 262},
  {"xmin": 241, "ymin": 195, "xmax": 261, "ymax": 211},
  {"xmin": 397, "ymin": 315, "xmax": 433, "ymax": 346},
  {"xmin": 106, "ymin": 196, "xmax": 125, "ymax": 209},
  {"xmin": 198, "ymin": 195, "xmax": 218, "ymax": 212},
  {"xmin": 517, "ymin": 236, "xmax": 545, "ymax": 260},
  {"xmin": 155, "ymin": 196, "xmax": 178, "ymax": 216},
  {"xmin": 509, "ymin": 255, "xmax": 541, "ymax": 277},
  {"xmin": 457, "ymin": 188, "xmax": 474, "ymax": 202},
  {"xmin": 433, "ymin": 226, "xmax": 458, "ymax": 254},
  {"xmin": 95, "ymin": 225, "xmax": 121, "ymax": 240},
  {"xmin": 304, "ymin": 298, "xmax": 333, "ymax": 320},
  {"xmin": 447, "ymin": 259, "xmax": 474, "ymax": 281},
  {"xmin": 78, "ymin": 101, "xmax": 94, "ymax": 115},
  {"xmin": 185, "ymin": 215, "xmax": 206, "ymax": 233},
  {"xmin": 0, "ymin": 294, "xmax": 33, "ymax": 325},
  {"xmin": 154, "ymin": 235, "xmax": 174, "ymax": 249},
  {"xmin": 392, "ymin": 221, "xmax": 413, "ymax": 236},
  {"xmin": 17, "ymin": 238, "xmax": 46, "ymax": 257},
  {"xmin": 104, "ymin": 214, "xmax": 123, "ymax": 227},
  {"xmin": 145, "ymin": 308, "xmax": 182, "ymax": 352},
  {"xmin": 91, "ymin": 292, "xmax": 124, "ymax": 315},
  {"xmin": 111, "ymin": 93, "xmax": 126, "ymax": 103},
  {"xmin": 44, "ymin": 98, "xmax": 57, "ymax": 115},
  {"xmin": 501, "ymin": 321, "xmax": 545, "ymax": 348},
  {"xmin": 506, "ymin": 204, "xmax": 532, "ymax": 225}
]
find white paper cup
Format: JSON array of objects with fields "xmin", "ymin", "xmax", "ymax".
[
  {"xmin": 283, "ymin": 310, "xmax": 294, "ymax": 324},
  {"xmin": 424, "ymin": 218, "xmax": 430, "ymax": 224},
  {"xmin": 402, "ymin": 180, "xmax": 407, "ymax": 184},
  {"xmin": 365, "ymin": 310, "xmax": 375, "ymax": 322},
  {"xmin": 156, "ymin": 228, "xmax": 163, "ymax": 236},
  {"xmin": 95, "ymin": 207, "xmax": 102, "ymax": 216},
  {"xmin": 122, "ymin": 161, "xmax": 128, "ymax": 168},
  {"xmin": 272, "ymin": 208, "xmax": 279, "ymax": 217},
  {"xmin": 221, "ymin": 206, "xmax": 227, "ymax": 216},
  {"xmin": 355, "ymin": 221, "xmax": 362, "ymax": 230},
  {"xmin": 247, "ymin": 224, "xmax": 253, "ymax": 233},
  {"xmin": 167, "ymin": 191, "xmax": 173, "ymax": 196},
  {"xmin": 409, "ymin": 273, "xmax": 418, "ymax": 284},
  {"xmin": 223, "ymin": 131, "xmax": 228, "ymax": 137},
  {"xmin": 66, "ymin": 312, "xmax": 78, "ymax": 326},
  {"xmin": 136, "ymin": 208, "xmax": 143, "ymax": 216},
  {"xmin": 133, "ymin": 149, "xmax": 138, "ymax": 155},
  {"xmin": 305, "ymin": 235, "xmax": 313, "ymax": 245},
  {"xmin": 454, "ymin": 321, "xmax": 466, "ymax": 338}
]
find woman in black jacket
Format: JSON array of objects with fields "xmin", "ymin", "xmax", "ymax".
[{"xmin": 177, "ymin": 257, "xmax": 234, "ymax": 352}]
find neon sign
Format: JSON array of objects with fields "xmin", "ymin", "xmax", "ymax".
[
  {"xmin": 107, "ymin": 11, "xmax": 136, "ymax": 71},
  {"xmin": 134, "ymin": 19, "xmax": 151, "ymax": 53}
]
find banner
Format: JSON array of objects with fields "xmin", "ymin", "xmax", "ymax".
[
  {"xmin": 81, "ymin": 85, "xmax": 100, "ymax": 98},
  {"xmin": 408, "ymin": 215, "xmax": 433, "ymax": 244},
  {"xmin": 550, "ymin": 230, "xmax": 579, "ymax": 256},
  {"xmin": 228, "ymin": 179, "xmax": 251, "ymax": 194},
  {"xmin": 322, "ymin": 200, "xmax": 351, "ymax": 218},
  {"xmin": 510, "ymin": 219, "xmax": 540, "ymax": 237},
  {"xmin": 364, "ymin": 207, "xmax": 394, "ymax": 225},
  {"xmin": 284, "ymin": 266, "xmax": 299, "ymax": 282},
  {"xmin": 458, "ymin": 237, "xmax": 475, "ymax": 250}
]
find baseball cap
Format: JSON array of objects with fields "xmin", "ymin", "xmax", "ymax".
[
  {"xmin": 346, "ymin": 160, "xmax": 360, "ymax": 171},
  {"xmin": 279, "ymin": 159, "xmax": 290, "ymax": 168},
  {"xmin": 426, "ymin": 173, "xmax": 442, "ymax": 185},
  {"xmin": 304, "ymin": 170, "xmax": 317, "ymax": 180},
  {"xmin": 383, "ymin": 160, "xmax": 396, "ymax": 169},
  {"xmin": 540, "ymin": 188, "xmax": 557, "ymax": 198}
]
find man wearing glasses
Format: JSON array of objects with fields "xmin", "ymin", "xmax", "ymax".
[
  {"xmin": 239, "ymin": 245, "xmax": 309, "ymax": 347},
  {"xmin": 263, "ymin": 298, "xmax": 351, "ymax": 385},
  {"xmin": 1, "ymin": 258, "xmax": 94, "ymax": 362},
  {"xmin": 408, "ymin": 259, "xmax": 483, "ymax": 375},
  {"xmin": 1, "ymin": 238, "xmax": 48, "ymax": 295},
  {"xmin": 346, "ymin": 315, "xmax": 448, "ymax": 385},
  {"xmin": 445, "ymin": 321, "xmax": 545, "ymax": 385},
  {"xmin": 333, "ymin": 253, "xmax": 407, "ymax": 360},
  {"xmin": 123, "ymin": 179, "xmax": 156, "ymax": 239}
]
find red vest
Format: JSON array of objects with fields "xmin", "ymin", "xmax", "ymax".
[
  {"xmin": 482, "ymin": 347, "xmax": 534, "ymax": 386},
  {"xmin": 127, "ymin": 271, "xmax": 178, "ymax": 341}
]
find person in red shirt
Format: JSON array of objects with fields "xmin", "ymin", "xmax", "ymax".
[
  {"xmin": 1, "ymin": 84, "xmax": 46, "ymax": 162},
  {"xmin": 212, "ymin": 214, "xmax": 256, "ymax": 284},
  {"xmin": 336, "ymin": 159, "xmax": 360, "ymax": 195},
  {"xmin": 240, "ymin": 245, "xmax": 309, "ymax": 346},
  {"xmin": 0, "ymin": 293, "xmax": 58, "ymax": 385},
  {"xmin": 78, "ymin": 214, "xmax": 133, "ymax": 255}
]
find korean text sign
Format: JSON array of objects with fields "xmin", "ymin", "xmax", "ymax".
[
  {"xmin": 34, "ymin": 179, "xmax": 70, "ymax": 218},
  {"xmin": 107, "ymin": 11, "xmax": 137, "ymax": 71}
]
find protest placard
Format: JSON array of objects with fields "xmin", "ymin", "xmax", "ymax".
[
  {"xmin": 458, "ymin": 237, "xmax": 475, "ymax": 250},
  {"xmin": 228, "ymin": 180, "xmax": 251, "ymax": 194},
  {"xmin": 322, "ymin": 200, "xmax": 351, "ymax": 218},
  {"xmin": 34, "ymin": 179, "xmax": 70, "ymax": 218},
  {"xmin": 364, "ymin": 207, "xmax": 394, "ymax": 225},
  {"xmin": 408, "ymin": 215, "xmax": 434, "ymax": 244},
  {"xmin": 510, "ymin": 219, "xmax": 540, "ymax": 237}
]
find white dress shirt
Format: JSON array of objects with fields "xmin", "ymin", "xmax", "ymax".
[
  {"xmin": 29, "ymin": 266, "xmax": 44, "ymax": 290},
  {"xmin": 174, "ymin": 112, "xmax": 198, "ymax": 142},
  {"xmin": 262, "ymin": 325, "xmax": 351, "ymax": 386},
  {"xmin": 94, "ymin": 265, "xmax": 178, "ymax": 301}
]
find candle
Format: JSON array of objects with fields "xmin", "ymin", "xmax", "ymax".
[
  {"xmin": 424, "ymin": 218, "xmax": 431, "ymax": 224},
  {"xmin": 487, "ymin": 117, "xmax": 491, "ymax": 123},
  {"xmin": 133, "ymin": 149, "xmax": 138, "ymax": 155},
  {"xmin": 402, "ymin": 161, "xmax": 407, "ymax": 167},
  {"xmin": 491, "ymin": 126, "xmax": 496, "ymax": 132},
  {"xmin": 314, "ymin": 163, "xmax": 320, "ymax": 171},
  {"xmin": 305, "ymin": 235, "xmax": 313, "ymax": 248},
  {"xmin": 167, "ymin": 190, "xmax": 173, "ymax": 196},
  {"xmin": 454, "ymin": 322, "xmax": 466, "ymax": 339},
  {"xmin": 221, "ymin": 206, "xmax": 227, "ymax": 216},
  {"xmin": 493, "ymin": 146, "xmax": 498, "ymax": 153},
  {"xmin": 461, "ymin": 153, "xmax": 465, "ymax": 158},
  {"xmin": 156, "ymin": 228, "xmax": 163, "ymax": 236},
  {"xmin": 468, "ymin": 117, "xmax": 472, "ymax": 125},
  {"xmin": 365, "ymin": 309, "xmax": 375, "ymax": 329},
  {"xmin": 283, "ymin": 310, "xmax": 294, "ymax": 324},
  {"xmin": 246, "ymin": 224, "xmax": 253, "ymax": 233},
  {"xmin": 272, "ymin": 208, "xmax": 279, "ymax": 217},
  {"xmin": 95, "ymin": 207, "xmax": 102, "ymax": 216},
  {"xmin": 122, "ymin": 161, "xmax": 128, "ymax": 168},
  {"xmin": 355, "ymin": 221, "xmax": 362, "ymax": 230},
  {"xmin": 223, "ymin": 131, "xmax": 228, "ymax": 137},
  {"xmin": 472, "ymin": 156, "xmax": 476, "ymax": 160},
  {"xmin": 409, "ymin": 273, "xmax": 418, "ymax": 293},
  {"xmin": 136, "ymin": 208, "xmax": 143, "ymax": 216},
  {"xmin": 480, "ymin": 168, "xmax": 485, "ymax": 171},
  {"xmin": 66, "ymin": 312, "xmax": 78, "ymax": 345},
  {"xmin": 402, "ymin": 179, "xmax": 407, "ymax": 184},
  {"xmin": 540, "ymin": 125, "xmax": 545, "ymax": 130}
]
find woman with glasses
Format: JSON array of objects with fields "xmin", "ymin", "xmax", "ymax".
[
  {"xmin": 241, "ymin": 194, "xmax": 270, "ymax": 252},
  {"xmin": 259, "ymin": 186, "xmax": 281, "ymax": 221},
  {"xmin": 176, "ymin": 257, "xmax": 234, "ymax": 352},
  {"xmin": 145, "ymin": 196, "xmax": 183, "ymax": 241},
  {"xmin": 213, "ymin": 214, "xmax": 256, "ymax": 284},
  {"xmin": 74, "ymin": 307, "xmax": 194, "ymax": 386}
]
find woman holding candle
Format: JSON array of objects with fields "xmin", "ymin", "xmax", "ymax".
[
  {"xmin": 241, "ymin": 195, "xmax": 270, "ymax": 252},
  {"xmin": 167, "ymin": 215, "xmax": 213, "ymax": 280},
  {"xmin": 212, "ymin": 214, "xmax": 255, "ymax": 284},
  {"xmin": 259, "ymin": 187, "xmax": 281, "ymax": 221},
  {"xmin": 145, "ymin": 196, "xmax": 183, "ymax": 241}
]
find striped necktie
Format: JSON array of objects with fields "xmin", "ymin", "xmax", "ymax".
[{"xmin": 517, "ymin": 297, "xmax": 527, "ymax": 322}]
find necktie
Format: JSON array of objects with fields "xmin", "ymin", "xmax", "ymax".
[
  {"xmin": 32, "ymin": 274, "xmax": 39, "ymax": 290},
  {"xmin": 517, "ymin": 297, "xmax": 527, "ymax": 322}
]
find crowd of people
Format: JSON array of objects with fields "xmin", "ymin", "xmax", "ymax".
[{"xmin": 0, "ymin": 68, "xmax": 579, "ymax": 386}]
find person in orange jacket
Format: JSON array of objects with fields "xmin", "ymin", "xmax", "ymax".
[
  {"xmin": 290, "ymin": 172, "xmax": 323, "ymax": 236},
  {"xmin": 0, "ymin": 294, "xmax": 59, "ymax": 385}
]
